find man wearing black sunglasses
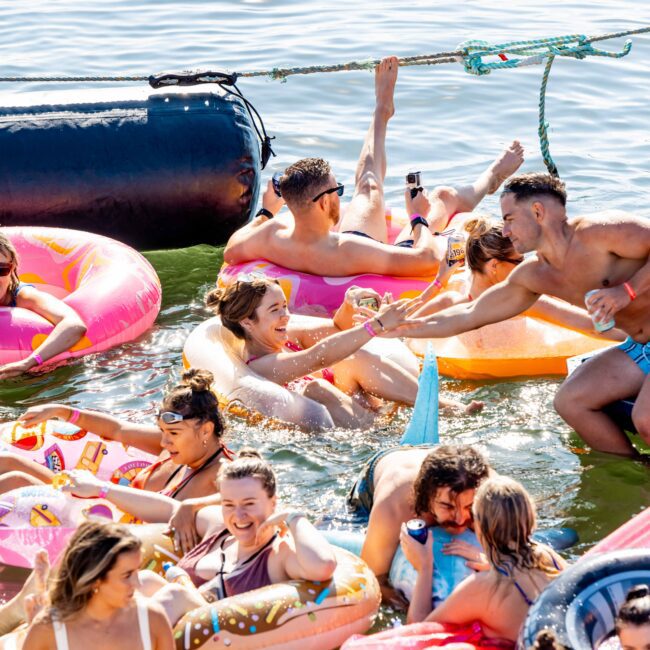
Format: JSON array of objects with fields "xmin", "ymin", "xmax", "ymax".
[{"xmin": 224, "ymin": 57, "xmax": 523, "ymax": 278}]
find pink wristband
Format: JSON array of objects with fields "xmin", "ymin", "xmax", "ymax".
[
  {"xmin": 68, "ymin": 408, "xmax": 81, "ymax": 425},
  {"xmin": 98, "ymin": 484, "xmax": 110, "ymax": 499},
  {"xmin": 433, "ymin": 279, "xmax": 443, "ymax": 289},
  {"xmin": 31, "ymin": 353, "xmax": 43, "ymax": 366},
  {"xmin": 364, "ymin": 321, "xmax": 378, "ymax": 337}
]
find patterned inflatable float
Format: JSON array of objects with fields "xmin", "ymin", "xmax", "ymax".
[
  {"xmin": 183, "ymin": 315, "xmax": 418, "ymax": 430},
  {"xmin": 219, "ymin": 211, "xmax": 612, "ymax": 380},
  {"xmin": 1, "ymin": 226, "xmax": 161, "ymax": 365}
]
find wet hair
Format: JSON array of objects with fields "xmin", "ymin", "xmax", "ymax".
[
  {"xmin": 412, "ymin": 445, "xmax": 490, "ymax": 518},
  {"xmin": 501, "ymin": 173, "xmax": 567, "ymax": 207},
  {"xmin": 218, "ymin": 447, "xmax": 276, "ymax": 497},
  {"xmin": 205, "ymin": 277, "xmax": 281, "ymax": 340},
  {"xmin": 0, "ymin": 232, "xmax": 20, "ymax": 297},
  {"xmin": 46, "ymin": 521, "xmax": 141, "ymax": 622},
  {"xmin": 616, "ymin": 584, "xmax": 650, "ymax": 632},
  {"xmin": 530, "ymin": 629, "xmax": 567, "ymax": 650},
  {"xmin": 464, "ymin": 216, "xmax": 518, "ymax": 273},
  {"xmin": 160, "ymin": 368, "xmax": 225, "ymax": 440},
  {"xmin": 473, "ymin": 476, "xmax": 559, "ymax": 576},
  {"xmin": 279, "ymin": 157, "xmax": 332, "ymax": 206}
]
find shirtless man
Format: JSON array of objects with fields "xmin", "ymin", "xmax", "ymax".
[
  {"xmin": 224, "ymin": 55, "xmax": 524, "ymax": 277},
  {"xmin": 400, "ymin": 172, "xmax": 650, "ymax": 457},
  {"xmin": 348, "ymin": 444, "xmax": 490, "ymax": 605}
]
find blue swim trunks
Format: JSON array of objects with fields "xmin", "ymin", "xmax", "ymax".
[{"xmin": 618, "ymin": 337, "xmax": 650, "ymax": 374}]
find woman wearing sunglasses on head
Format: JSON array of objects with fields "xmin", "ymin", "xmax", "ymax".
[
  {"xmin": 411, "ymin": 216, "xmax": 626, "ymax": 339},
  {"xmin": 0, "ymin": 369, "xmax": 230, "ymax": 552},
  {"xmin": 0, "ymin": 232, "xmax": 87, "ymax": 380}
]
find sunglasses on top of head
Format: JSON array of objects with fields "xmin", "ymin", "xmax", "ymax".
[
  {"xmin": 312, "ymin": 183, "xmax": 344, "ymax": 203},
  {"xmin": 158, "ymin": 411, "xmax": 193, "ymax": 424},
  {"xmin": 0, "ymin": 264, "xmax": 13, "ymax": 277}
]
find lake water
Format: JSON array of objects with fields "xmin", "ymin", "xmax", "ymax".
[{"xmin": 0, "ymin": 0, "xmax": 649, "ymax": 628}]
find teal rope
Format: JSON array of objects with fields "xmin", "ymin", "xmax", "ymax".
[{"xmin": 538, "ymin": 55, "xmax": 558, "ymax": 177}]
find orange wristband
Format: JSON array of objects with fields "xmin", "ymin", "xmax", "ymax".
[{"xmin": 624, "ymin": 282, "xmax": 637, "ymax": 301}]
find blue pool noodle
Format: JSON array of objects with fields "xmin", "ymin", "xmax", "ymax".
[{"xmin": 400, "ymin": 343, "xmax": 439, "ymax": 446}]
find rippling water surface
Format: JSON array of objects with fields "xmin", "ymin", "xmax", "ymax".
[{"xmin": 1, "ymin": 0, "xmax": 649, "ymax": 620}]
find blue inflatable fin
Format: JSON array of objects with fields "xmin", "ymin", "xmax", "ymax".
[{"xmin": 400, "ymin": 343, "xmax": 439, "ymax": 446}]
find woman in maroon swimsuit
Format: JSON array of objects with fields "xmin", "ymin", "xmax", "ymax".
[{"xmin": 139, "ymin": 449, "xmax": 337, "ymax": 626}]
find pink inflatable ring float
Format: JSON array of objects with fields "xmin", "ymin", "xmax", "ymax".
[{"xmin": 0, "ymin": 226, "xmax": 161, "ymax": 365}]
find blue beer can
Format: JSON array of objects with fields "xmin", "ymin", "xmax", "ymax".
[{"xmin": 407, "ymin": 518, "xmax": 428, "ymax": 544}]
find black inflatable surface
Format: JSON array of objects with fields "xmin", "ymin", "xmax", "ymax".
[
  {"xmin": 518, "ymin": 549, "xmax": 650, "ymax": 649},
  {"xmin": 0, "ymin": 87, "xmax": 260, "ymax": 249}
]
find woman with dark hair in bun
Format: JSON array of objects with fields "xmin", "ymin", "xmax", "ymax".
[
  {"xmin": 616, "ymin": 584, "xmax": 650, "ymax": 650},
  {"xmin": 0, "ymin": 369, "xmax": 230, "ymax": 545},
  {"xmin": 412, "ymin": 216, "xmax": 625, "ymax": 339}
]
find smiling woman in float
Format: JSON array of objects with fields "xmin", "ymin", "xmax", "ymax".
[
  {"xmin": 23, "ymin": 520, "xmax": 173, "ymax": 650},
  {"xmin": 0, "ymin": 369, "xmax": 230, "ymax": 550},
  {"xmin": 400, "ymin": 476, "xmax": 567, "ymax": 646},
  {"xmin": 0, "ymin": 232, "xmax": 87, "ymax": 380},
  {"xmin": 137, "ymin": 449, "xmax": 337, "ymax": 626},
  {"xmin": 206, "ymin": 277, "xmax": 478, "ymax": 429}
]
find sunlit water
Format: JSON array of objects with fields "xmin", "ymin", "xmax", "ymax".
[{"xmin": 1, "ymin": 0, "xmax": 649, "ymax": 627}]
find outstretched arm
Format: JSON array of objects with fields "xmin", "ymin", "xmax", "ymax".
[
  {"xmin": 528, "ymin": 296, "xmax": 626, "ymax": 341},
  {"xmin": 0, "ymin": 288, "xmax": 87, "ymax": 379},
  {"xmin": 249, "ymin": 300, "xmax": 410, "ymax": 385},
  {"xmin": 401, "ymin": 273, "xmax": 539, "ymax": 339},
  {"xmin": 19, "ymin": 404, "xmax": 163, "ymax": 456},
  {"xmin": 61, "ymin": 470, "xmax": 178, "ymax": 522}
]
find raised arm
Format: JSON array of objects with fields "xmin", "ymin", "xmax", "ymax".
[
  {"xmin": 274, "ymin": 512, "xmax": 337, "ymax": 582},
  {"xmin": 19, "ymin": 404, "xmax": 163, "ymax": 456},
  {"xmin": 249, "ymin": 299, "xmax": 410, "ymax": 385},
  {"xmin": 0, "ymin": 288, "xmax": 87, "ymax": 379},
  {"xmin": 401, "ymin": 271, "xmax": 539, "ymax": 339}
]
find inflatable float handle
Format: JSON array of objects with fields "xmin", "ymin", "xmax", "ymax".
[
  {"xmin": 400, "ymin": 344, "xmax": 439, "ymax": 446},
  {"xmin": 149, "ymin": 70, "xmax": 239, "ymax": 88}
]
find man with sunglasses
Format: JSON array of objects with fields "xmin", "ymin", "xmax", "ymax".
[
  {"xmin": 401, "ymin": 172, "xmax": 650, "ymax": 458},
  {"xmin": 224, "ymin": 56, "xmax": 523, "ymax": 277}
]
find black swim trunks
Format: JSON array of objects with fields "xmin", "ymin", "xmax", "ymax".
[{"xmin": 342, "ymin": 230, "xmax": 414, "ymax": 248}]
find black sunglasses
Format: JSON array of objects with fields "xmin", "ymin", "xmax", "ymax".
[
  {"xmin": 0, "ymin": 264, "xmax": 13, "ymax": 277},
  {"xmin": 312, "ymin": 183, "xmax": 344, "ymax": 203}
]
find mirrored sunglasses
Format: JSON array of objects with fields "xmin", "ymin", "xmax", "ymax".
[{"xmin": 158, "ymin": 411, "xmax": 188, "ymax": 424}]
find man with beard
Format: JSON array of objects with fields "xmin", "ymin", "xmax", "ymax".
[
  {"xmin": 223, "ymin": 56, "xmax": 524, "ymax": 277},
  {"xmin": 348, "ymin": 444, "xmax": 490, "ymax": 605}
]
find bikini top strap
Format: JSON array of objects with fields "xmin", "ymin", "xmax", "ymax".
[
  {"xmin": 52, "ymin": 616, "xmax": 70, "ymax": 650},
  {"xmin": 136, "ymin": 599, "xmax": 152, "ymax": 650},
  {"xmin": 166, "ymin": 446, "xmax": 225, "ymax": 498},
  {"xmin": 216, "ymin": 531, "xmax": 278, "ymax": 600},
  {"xmin": 494, "ymin": 564, "xmax": 534, "ymax": 607}
]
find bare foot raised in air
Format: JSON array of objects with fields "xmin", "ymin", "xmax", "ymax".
[
  {"xmin": 487, "ymin": 140, "xmax": 525, "ymax": 194},
  {"xmin": 375, "ymin": 56, "xmax": 398, "ymax": 119},
  {"xmin": 18, "ymin": 549, "xmax": 50, "ymax": 609}
]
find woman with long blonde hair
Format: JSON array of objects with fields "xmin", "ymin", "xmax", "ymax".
[
  {"xmin": 22, "ymin": 521, "xmax": 173, "ymax": 650},
  {"xmin": 401, "ymin": 476, "xmax": 567, "ymax": 645}
]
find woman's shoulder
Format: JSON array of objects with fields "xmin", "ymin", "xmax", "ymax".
[{"xmin": 22, "ymin": 613, "xmax": 56, "ymax": 649}]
